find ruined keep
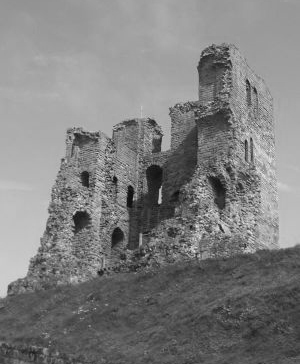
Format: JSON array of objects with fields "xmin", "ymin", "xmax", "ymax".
[{"xmin": 9, "ymin": 44, "xmax": 279, "ymax": 295}]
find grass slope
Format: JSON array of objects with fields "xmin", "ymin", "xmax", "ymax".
[{"xmin": 0, "ymin": 246, "xmax": 300, "ymax": 364}]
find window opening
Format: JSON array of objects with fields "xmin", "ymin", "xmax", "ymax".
[
  {"xmin": 146, "ymin": 165, "xmax": 163, "ymax": 206},
  {"xmin": 208, "ymin": 176, "xmax": 226, "ymax": 209},
  {"xmin": 73, "ymin": 211, "xmax": 91, "ymax": 234},
  {"xmin": 80, "ymin": 171, "xmax": 90, "ymax": 187},
  {"xmin": 253, "ymin": 87, "xmax": 258, "ymax": 116},
  {"xmin": 152, "ymin": 136, "xmax": 162, "ymax": 153},
  {"xmin": 111, "ymin": 227, "xmax": 124, "ymax": 248},
  {"xmin": 127, "ymin": 185, "xmax": 134, "ymax": 208},
  {"xmin": 250, "ymin": 137, "xmax": 254, "ymax": 163},
  {"xmin": 245, "ymin": 140, "xmax": 249, "ymax": 162},
  {"xmin": 246, "ymin": 79, "xmax": 251, "ymax": 106},
  {"xmin": 112, "ymin": 176, "xmax": 118, "ymax": 200}
]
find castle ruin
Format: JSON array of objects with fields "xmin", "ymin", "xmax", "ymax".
[{"xmin": 9, "ymin": 44, "xmax": 279, "ymax": 294}]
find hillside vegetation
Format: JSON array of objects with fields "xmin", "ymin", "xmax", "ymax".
[{"xmin": 0, "ymin": 246, "xmax": 300, "ymax": 364}]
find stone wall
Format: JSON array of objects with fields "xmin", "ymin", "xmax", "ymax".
[
  {"xmin": 0, "ymin": 342, "xmax": 92, "ymax": 364},
  {"xmin": 229, "ymin": 46, "xmax": 278, "ymax": 248},
  {"xmin": 8, "ymin": 43, "xmax": 279, "ymax": 295}
]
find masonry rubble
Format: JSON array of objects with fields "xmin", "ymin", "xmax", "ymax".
[{"xmin": 8, "ymin": 43, "xmax": 279, "ymax": 295}]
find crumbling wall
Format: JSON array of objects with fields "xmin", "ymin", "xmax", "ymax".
[
  {"xmin": 119, "ymin": 44, "xmax": 278, "ymax": 268},
  {"xmin": 110, "ymin": 118, "xmax": 164, "ymax": 250},
  {"xmin": 8, "ymin": 128, "xmax": 112, "ymax": 294},
  {"xmin": 7, "ymin": 43, "xmax": 279, "ymax": 295}
]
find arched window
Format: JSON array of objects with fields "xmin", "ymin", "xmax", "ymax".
[
  {"xmin": 246, "ymin": 79, "xmax": 251, "ymax": 106},
  {"xmin": 80, "ymin": 171, "xmax": 90, "ymax": 187},
  {"xmin": 73, "ymin": 211, "xmax": 91, "ymax": 234},
  {"xmin": 253, "ymin": 87, "xmax": 258, "ymax": 115},
  {"xmin": 111, "ymin": 227, "xmax": 124, "ymax": 248},
  {"xmin": 208, "ymin": 177, "xmax": 226, "ymax": 210},
  {"xmin": 245, "ymin": 140, "xmax": 249, "ymax": 162},
  {"xmin": 146, "ymin": 165, "xmax": 163, "ymax": 206},
  {"xmin": 127, "ymin": 185, "xmax": 134, "ymax": 208},
  {"xmin": 250, "ymin": 137, "xmax": 254, "ymax": 163}
]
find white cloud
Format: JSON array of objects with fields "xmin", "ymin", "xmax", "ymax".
[
  {"xmin": 0, "ymin": 181, "xmax": 33, "ymax": 192},
  {"xmin": 278, "ymin": 181, "xmax": 292, "ymax": 192}
]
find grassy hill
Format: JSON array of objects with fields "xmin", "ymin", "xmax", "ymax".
[{"xmin": 0, "ymin": 246, "xmax": 300, "ymax": 364}]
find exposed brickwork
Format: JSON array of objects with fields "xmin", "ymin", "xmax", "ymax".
[{"xmin": 8, "ymin": 44, "xmax": 279, "ymax": 295}]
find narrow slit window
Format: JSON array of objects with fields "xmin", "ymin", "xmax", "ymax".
[
  {"xmin": 245, "ymin": 140, "xmax": 249, "ymax": 162},
  {"xmin": 112, "ymin": 176, "xmax": 118, "ymax": 201},
  {"xmin": 250, "ymin": 137, "xmax": 254, "ymax": 163},
  {"xmin": 253, "ymin": 87, "xmax": 258, "ymax": 116},
  {"xmin": 246, "ymin": 79, "xmax": 251, "ymax": 106}
]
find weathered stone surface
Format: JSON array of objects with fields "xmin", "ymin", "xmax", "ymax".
[
  {"xmin": 0, "ymin": 342, "xmax": 92, "ymax": 364},
  {"xmin": 8, "ymin": 43, "xmax": 279, "ymax": 295}
]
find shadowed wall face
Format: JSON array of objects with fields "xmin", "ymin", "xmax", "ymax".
[{"xmin": 146, "ymin": 165, "xmax": 163, "ymax": 206}]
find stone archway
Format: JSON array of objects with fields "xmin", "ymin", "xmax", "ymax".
[{"xmin": 111, "ymin": 227, "xmax": 124, "ymax": 248}]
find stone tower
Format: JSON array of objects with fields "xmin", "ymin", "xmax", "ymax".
[
  {"xmin": 166, "ymin": 44, "xmax": 279, "ymax": 257},
  {"xmin": 8, "ymin": 44, "xmax": 278, "ymax": 295}
]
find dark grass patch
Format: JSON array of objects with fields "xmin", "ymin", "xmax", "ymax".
[{"xmin": 0, "ymin": 246, "xmax": 300, "ymax": 363}]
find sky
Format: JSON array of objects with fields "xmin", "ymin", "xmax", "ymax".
[{"xmin": 0, "ymin": 0, "xmax": 299, "ymax": 297}]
